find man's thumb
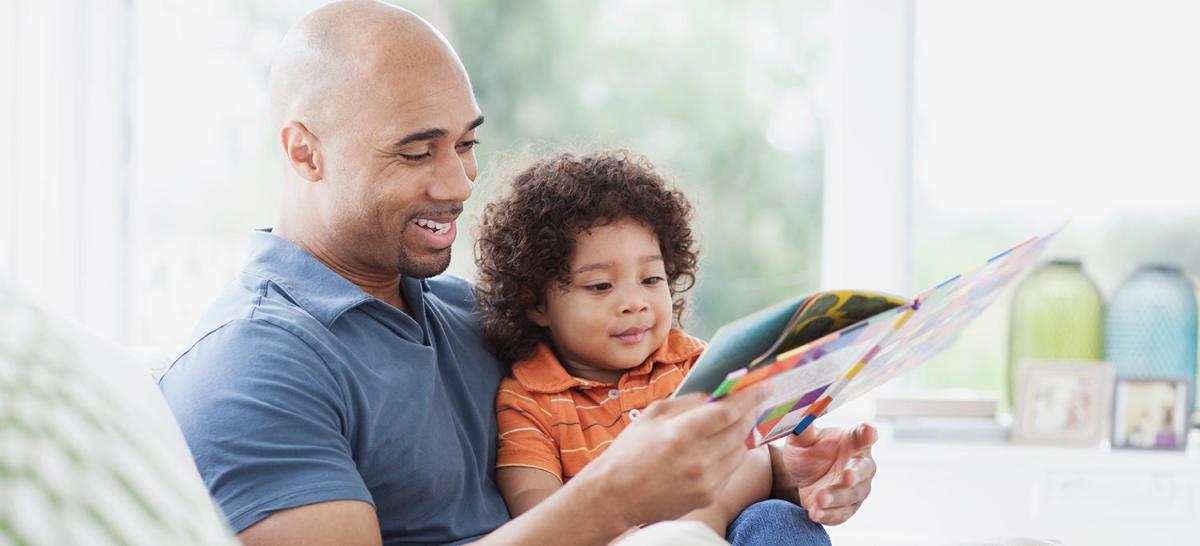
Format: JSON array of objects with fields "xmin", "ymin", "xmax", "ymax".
[{"xmin": 645, "ymin": 392, "xmax": 706, "ymax": 419}]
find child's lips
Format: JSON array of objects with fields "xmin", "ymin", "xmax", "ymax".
[{"xmin": 613, "ymin": 327, "xmax": 650, "ymax": 344}]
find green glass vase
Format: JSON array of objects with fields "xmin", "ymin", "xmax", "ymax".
[{"xmin": 1007, "ymin": 259, "xmax": 1105, "ymax": 403}]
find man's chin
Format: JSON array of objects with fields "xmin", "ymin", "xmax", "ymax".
[{"xmin": 397, "ymin": 248, "xmax": 452, "ymax": 279}]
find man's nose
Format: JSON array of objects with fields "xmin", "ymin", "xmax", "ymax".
[{"xmin": 429, "ymin": 152, "xmax": 474, "ymax": 202}]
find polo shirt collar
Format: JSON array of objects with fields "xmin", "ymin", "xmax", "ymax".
[
  {"xmin": 511, "ymin": 329, "xmax": 705, "ymax": 394},
  {"xmin": 242, "ymin": 229, "xmax": 428, "ymax": 327}
]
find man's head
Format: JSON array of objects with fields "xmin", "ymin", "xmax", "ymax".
[{"xmin": 270, "ymin": 0, "xmax": 483, "ymax": 279}]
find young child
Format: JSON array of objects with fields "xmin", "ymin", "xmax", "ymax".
[{"xmin": 474, "ymin": 150, "xmax": 772, "ymax": 539}]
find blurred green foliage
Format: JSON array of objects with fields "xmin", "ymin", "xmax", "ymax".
[{"xmin": 418, "ymin": 0, "xmax": 829, "ymax": 338}]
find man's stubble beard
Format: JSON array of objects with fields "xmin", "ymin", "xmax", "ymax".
[{"xmin": 396, "ymin": 246, "xmax": 453, "ymax": 279}]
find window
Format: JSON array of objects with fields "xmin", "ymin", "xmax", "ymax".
[
  {"xmin": 4, "ymin": 0, "xmax": 830, "ymax": 347},
  {"xmin": 910, "ymin": 0, "xmax": 1200, "ymax": 398},
  {"xmin": 446, "ymin": 0, "xmax": 831, "ymax": 339}
]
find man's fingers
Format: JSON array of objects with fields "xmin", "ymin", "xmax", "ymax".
[
  {"xmin": 708, "ymin": 442, "xmax": 749, "ymax": 485},
  {"xmin": 673, "ymin": 384, "xmax": 772, "ymax": 440},
  {"xmin": 644, "ymin": 392, "xmax": 707, "ymax": 419}
]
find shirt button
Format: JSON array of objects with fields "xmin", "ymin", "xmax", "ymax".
[
  {"xmin": 608, "ymin": 389, "xmax": 620, "ymax": 399},
  {"xmin": 629, "ymin": 408, "xmax": 642, "ymax": 421}
]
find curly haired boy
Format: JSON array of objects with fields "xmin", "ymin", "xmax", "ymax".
[{"xmin": 474, "ymin": 150, "xmax": 777, "ymax": 541}]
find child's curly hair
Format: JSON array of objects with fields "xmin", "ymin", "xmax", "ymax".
[{"xmin": 474, "ymin": 150, "xmax": 699, "ymax": 365}]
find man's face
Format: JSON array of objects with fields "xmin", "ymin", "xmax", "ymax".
[{"xmin": 319, "ymin": 60, "xmax": 483, "ymax": 278}]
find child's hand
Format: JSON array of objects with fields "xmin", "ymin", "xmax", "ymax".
[
  {"xmin": 780, "ymin": 423, "xmax": 878, "ymax": 525},
  {"xmin": 573, "ymin": 384, "xmax": 773, "ymax": 529}
]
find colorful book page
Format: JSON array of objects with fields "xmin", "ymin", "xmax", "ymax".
[
  {"xmin": 708, "ymin": 227, "xmax": 1061, "ymax": 447},
  {"xmin": 822, "ymin": 233, "xmax": 1055, "ymax": 416}
]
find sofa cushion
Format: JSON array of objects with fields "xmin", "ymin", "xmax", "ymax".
[{"xmin": 0, "ymin": 285, "xmax": 236, "ymax": 545}]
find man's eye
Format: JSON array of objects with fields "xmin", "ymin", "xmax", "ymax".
[
  {"xmin": 398, "ymin": 152, "xmax": 432, "ymax": 161},
  {"xmin": 456, "ymin": 139, "xmax": 480, "ymax": 153},
  {"xmin": 643, "ymin": 276, "xmax": 665, "ymax": 285},
  {"xmin": 585, "ymin": 283, "xmax": 613, "ymax": 292}
]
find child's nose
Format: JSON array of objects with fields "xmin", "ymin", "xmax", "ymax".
[{"xmin": 618, "ymin": 292, "xmax": 650, "ymax": 315}]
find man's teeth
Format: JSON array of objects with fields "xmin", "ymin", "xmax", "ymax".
[{"xmin": 416, "ymin": 219, "xmax": 451, "ymax": 235}]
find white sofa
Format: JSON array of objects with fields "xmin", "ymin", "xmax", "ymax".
[{"xmin": 0, "ymin": 285, "xmax": 236, "ymax": 545}]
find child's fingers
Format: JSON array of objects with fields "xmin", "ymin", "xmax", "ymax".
[
  {"xmin": 813, "ymin": 469, "xmax": 873, "ymax": 512},
  {"xmin": 852, "ymin": 423, "xmax": 879, "ymax": 450},
  {"xmin": 809, "ymin": 501, "xmax": 861, "ymax": 526}
]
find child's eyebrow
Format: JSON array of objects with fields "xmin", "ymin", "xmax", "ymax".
[
  {"xmin": 571, "ymin": 255, "xmax": 663, "ymax": 275},
  {"xmin": 572, "ymin": 261, "xmax": 613, "ymax": 275}
]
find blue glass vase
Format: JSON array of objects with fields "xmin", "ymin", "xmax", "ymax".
[{"xmin": 1106, "ymin": 265, "xmax": 1198, "ymax": 416}]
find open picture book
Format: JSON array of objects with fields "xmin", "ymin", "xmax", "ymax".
[{"xmin": 673, "ymin": 227, "xmax": 1062, "ymax": 447}]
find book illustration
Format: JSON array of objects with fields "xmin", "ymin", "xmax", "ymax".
[
  {"xmin": 673, "ymin": 227, "xmax": 1061, "ymax": 447},
  {"xmin": 750, "ymin": 290, "xmax": 910, "ymax": 368}
]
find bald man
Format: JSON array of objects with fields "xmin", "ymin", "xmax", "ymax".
[{"xmin": 158, "ymin": 2, "xmax": 877, "ymax": 545}]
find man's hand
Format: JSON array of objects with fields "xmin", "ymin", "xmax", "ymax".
[
  {"xmin": 572, "ymin": 384, "xmax": 773, "ymax": 529},
  {"xmin": 778, "ymin": 423, "xmax": 878, "ymax": 525}
]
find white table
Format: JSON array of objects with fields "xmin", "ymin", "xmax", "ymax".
[{"xmin": 825, "ymin": 434, "xmax": 1200, "ymax": 545}]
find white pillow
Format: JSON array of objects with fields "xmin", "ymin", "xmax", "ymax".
[{"xmin": 0, "ymin": 285, "xmax": 237, "ymax": 545}]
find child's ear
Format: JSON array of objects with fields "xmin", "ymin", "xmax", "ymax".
[{"xmin": 527, "ymin": 306, "xmax": 550, "ymax": 328}]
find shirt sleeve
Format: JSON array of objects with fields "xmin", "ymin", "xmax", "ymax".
[
  {"xmin": 159, "ymin": 319, "xmax": 372, "ymax": 532},
  {"xmin": 494, "ymin": 379, "xmax": 563, "ymax": 482}
]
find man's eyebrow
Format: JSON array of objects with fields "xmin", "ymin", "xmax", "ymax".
[
  {"xmin": 388, "ymin": 115, "xmax": 485, "ymax": 149},
  {"xmin": 392, "ymin": 128, "xmax": 446, "ymax": 148},
  {"xmin": 466, "ymin": 115, "xmax": 485, "ymax": 132}
]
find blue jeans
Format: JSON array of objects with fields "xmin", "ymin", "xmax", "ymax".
[{"xmin": 727, "ymin": 499, "xmax": 830, "ymax": 546}]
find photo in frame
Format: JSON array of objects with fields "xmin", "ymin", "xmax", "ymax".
[
  {"xmin": 1111, "ymin": 378, "xmax": 1191, "ymax": 451},
  {"xmin": 1011, "ymin": 360, "xmax": 1115, "ymax": 445}
]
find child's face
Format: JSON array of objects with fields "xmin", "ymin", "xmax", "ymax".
[{"xmin": 530, "ymin": 218, "xmax": 674, "ymax": 378}]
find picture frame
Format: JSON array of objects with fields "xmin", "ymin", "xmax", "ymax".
[
  {"xmin": 1111, "ymin": 378, "xmax": 1191, "ymax": 451},
  {"xmin": 1011, "ymin": 360, "xmax": 1115, "ymax": 445}
]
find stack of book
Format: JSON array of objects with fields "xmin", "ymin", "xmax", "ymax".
[{"xmin": 875, "ymin": 392, "xmax": 1009, "ymax": 443}]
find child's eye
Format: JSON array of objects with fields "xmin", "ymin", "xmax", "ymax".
[
  {"xmin": 585, "ymin": 282, "xmax": 613, "ymax": 292},
  {"xmin": 643, "ymin": 276, "xmax": 665, "ymax": 286}
]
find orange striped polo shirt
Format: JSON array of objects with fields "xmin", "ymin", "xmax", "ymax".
[{"xmin": 495, "ymin": 329, "xmax": 705, "ymax": 483}]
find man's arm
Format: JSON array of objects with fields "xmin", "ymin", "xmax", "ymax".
[
  {"xmin": 680, "ymin": 445, "xmax": 772, "ymax": 537},
  {"xmin": 478, "ymin": 385, "xmax": 774, "ymax": 545},
  {"xmin": 239, "ymin": 501, "xmax": 382, "ymax": 546},
  {"xmin": 160, "ymin": 320, "xmax": 375, "ymax": 536}
]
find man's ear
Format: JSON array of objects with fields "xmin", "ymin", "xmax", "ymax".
[
  {"xmin": 281, "ymin": 121, "xmax": 322, "ymax": 182},
  {"xmin": 526, "ymin": 306, "xmax": 549, "ymax": 328}
]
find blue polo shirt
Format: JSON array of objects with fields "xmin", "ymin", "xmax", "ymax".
[{"xmin": 158, "ymin": 230, "xmax": 511, "ymax": 545}]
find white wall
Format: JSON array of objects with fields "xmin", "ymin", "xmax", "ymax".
[
  {"xmin": 822, "ymin": 0, "xmax": 915, "ymax": 297},
  {"xmin": 0, "ymin": 0, "xmax": 131, "ymax": 341}
]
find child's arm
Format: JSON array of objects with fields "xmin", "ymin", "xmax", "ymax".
[
  {"xmin": 679, "ymin": 445, "xmax": 772, "ymax": 537},
  {"xmin": 499, "ymin": 463, "xmax": 648, "ymax": 545},
  {"xmin": 496, "ymin": 466, "xmax": 562, "ymax": 517},
  {"xmin": 494, "ymin": 377, "xmax": 567, "ymax": 516}
]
